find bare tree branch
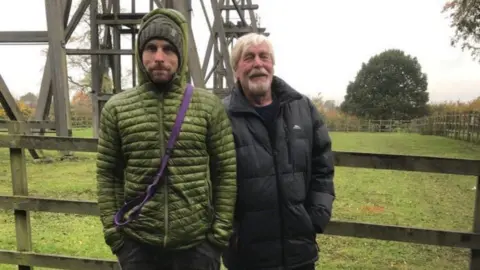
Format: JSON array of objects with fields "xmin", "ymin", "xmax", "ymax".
[
  {"xmin": 443, "ymin": 0, "xmax": 480, "ymax": 61},
  {"xmin": 68, "ymin": 75, "xmax": 89, "ymax": 89}
]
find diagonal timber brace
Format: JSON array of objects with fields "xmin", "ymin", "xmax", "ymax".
[{"xmin": 0, "ymin": 75, "xmax": 40, "ymax": 159}]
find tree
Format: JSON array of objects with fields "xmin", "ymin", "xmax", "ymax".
[
  {"xmin": 311, "ymin": 92, "xmax": 324, "ymax": 109},
  {"xmin": 71, "ymin": 90, "xmax": 93, "ymax": 123},
  {"xmin": 443, "ymin": 0, "xmax": 480, "ymax": 61},
  {"xmin": 340, "ymin": 49, "xmax": 429, "ymax": 120},
  {"xmin": 19, "ymin": 92, "xmax": 38, "ymax": 108},
  {"xmin": 427, "ymin": 95, "xmax": 480, "ymax": 114},
  {"xmin": 72, "ymin": 91, "xmax": 92, "ymax": 109},
  {"xmin": 0, "ymin": 105, "xmax": 5, "ymax": 119},
  {"xmin": 323, "ymin": 100, "xmax": 336, "ymax": 112},
  {"xmin": 0, "ymin": 100, "xmax": 34, "ymax": 120}
]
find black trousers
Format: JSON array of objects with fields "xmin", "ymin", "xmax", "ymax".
[
  {"xmin": 227, "ymin": 262, "xmax": 315, "ymax": 270},
  {"xmin": 115, "ymin": 237, "xmax": 221, "ymax": 270},
  {"xmin": 226, "ymin": 263, "xmax": 315, "ymax": 270}
]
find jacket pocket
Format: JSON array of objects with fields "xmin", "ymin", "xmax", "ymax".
[
  {"xmin": 285, "ymin": 203, "xmax": 315, "ymax": 238},
  {"xmin": 204, "ymin": 168, "xmax": 214, "ymax": 222},
  {"xmin": 299, "ymin": 204, "xmax": 316, "ymax": 235}
]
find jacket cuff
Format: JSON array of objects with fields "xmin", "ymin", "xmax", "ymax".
[
  {"xmin": 104, "ymin": 227, "xmax": 124, "ymax": 254},
  {"xmin": 308, "ymin": 191, "xmax": 334, "ymax": 212},
  {"xmin": 206, "ymin": 231, "xmax": 228, "ymax": 250},
  {"xmin": 309, "ymin": 208, "xmax": 331, "ymax": 233},
  {"xmin": 307, "ymin": 191, "xmax": 334, "ymax": 233}
]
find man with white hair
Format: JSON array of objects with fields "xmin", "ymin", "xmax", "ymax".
[{"xmin": 221, "ymin": 32, "xmax": 336, "ymax": 270}]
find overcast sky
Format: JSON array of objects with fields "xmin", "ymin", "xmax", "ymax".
[{"xmin": 0, "ymin": 0, "xmax": 479, "ymax": 106}]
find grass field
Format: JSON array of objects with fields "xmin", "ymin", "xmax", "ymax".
[{"xmin": 0, "ymin": 128, "xmax": 479, "ymax": 269}]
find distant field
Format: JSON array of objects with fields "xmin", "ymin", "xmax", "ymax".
[{"xmin": 0, "ymin": 129, "xmax": 478, "ymax": 269}]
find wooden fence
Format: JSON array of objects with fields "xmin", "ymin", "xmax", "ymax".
[
  {"xmin": 0, "ymin": 113, "xmax": 92, "ymax": 132},
  {"xmin": 7, "ymin": 111, "xmax": 475, "ymax": 139},
  {"xmin": 69, "ymin": 114, "xmax": 93, "ymax": 128},
  {"xmin": 1, "ymin": 120, "xmax": 480, "ymax": 269},
  {"xmin": 325, "ymin": 119, "xmax": 413, "ymax": 132},
  {"xmin": 410, "ymin": 112, "xmax": 480, "ymax": 144},
  {"xmin": 324, "ymin": 112, "xmax": 480, "ymax": 146}
]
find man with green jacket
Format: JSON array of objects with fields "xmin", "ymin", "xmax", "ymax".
[{"xmin": 96, "ymin": 8, "xmax": 237, "ymax": 270}]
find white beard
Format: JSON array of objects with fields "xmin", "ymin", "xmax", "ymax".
[{"xmin": 248, "ymin": 78, "xmax": 271, "ymax": 97}]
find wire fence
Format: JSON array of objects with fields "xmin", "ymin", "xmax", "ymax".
[{"xmin": 324, "ymin": 111, "xmax": 480, "ymax": 144}]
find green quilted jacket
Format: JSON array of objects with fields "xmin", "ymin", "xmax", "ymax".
[{"xmin": 96, "ymin": 8, "xmax": 237, "ymax": 254}]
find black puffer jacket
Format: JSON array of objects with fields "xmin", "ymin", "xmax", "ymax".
[{"xmin": 222, "ymin": 77, "xmax": 335, "ymax": 270}]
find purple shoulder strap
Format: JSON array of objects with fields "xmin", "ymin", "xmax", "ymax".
[{"xmin": 114, "ymin": 84, "xmax": 194, "ymax": 227}]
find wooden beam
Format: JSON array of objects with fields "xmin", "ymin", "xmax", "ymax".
[
  {"xmin": 96, "ymin": 13, "xmax": 146, "ymax": 20},
  {"xmin": 65, "ymin": 49, "xmax": 133, "ymax": 55},
  {"xmin": 172, "ymin": 0, "xmax": 205, "ymax": 88},
  {"xmin": 35, "ymin": 0, "xmax": 90, "ymax": 123},
  {"xmin": 0, "ymin": 121, "xmax": 56, "ymax": 130},
  {"xmin": 111, "ymin": 0, "xmax": 122, "ymax": 93},
  {"xmin": 0, "ymin": 134, "xmax": 479, "ymax": 176},
  {"xmin": 90, "ymin": 0, "xmax": 101, "ymax": 139},
  {"xmin": 471, "ymin": 176, "xmax": 480, "ymax": 268},
  {"xmin": 64, "ymin": 0, "xmax": 90, "ymax": 42},
  {"xmin": 220, "ymin": 4, "xmax": 259, "ymax": 10},
  {"xmin": 1, "ymin": 196, "xmax": 480, "ymax": 249},
  {"xmin": 8, "ymin": 122, "xmax": 33, "ymax": 270},
  {"xmin": 332, "ymin": 151, "xmax": 480, "ymax": 176},
  {"xmin": 325, "ymin": 220, "xmax": 480, "ymax": 249},
  {"xmin": 0, "ymin": 75, "xmax": 24, "ymax": 120},
  {"xmin": 34, "ymin": 54, "xmax": 54, "ymax": 121},
  {"xmin": 0, "ymin": 195, "xmax": 99, "ymax": 216},
  {"xmin": 0, "ymin": 76, "xmax": 41, "ymax": 159},
  {"xmin": 210, "ymin": 0, "xmax": 235, "ymax": 88},
  {"xmin": 0, "ymin": 31, "xmax": 49, "ymax": 43},
  {"xmin": 0, "ymin": 250, "xmax": 119, "ymax": 270},
  {"xmin": 0, "ymin": 135, "xmax": 98, "ymax": 153},
  {"xmin": 45, "ymin": 0, "xmax": 72, "ymax": 138}
]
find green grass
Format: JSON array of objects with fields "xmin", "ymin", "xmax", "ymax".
[{"xmin": 0, "ymin": 130, "xmax": 478, "ymax": 269}]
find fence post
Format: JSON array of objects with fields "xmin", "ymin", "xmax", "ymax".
[
  {"xmin": 8, "ymin": 121, "xmax": 33, "ymax": 270},
  {"xmin": 471, "ymin": 176, "xmax": 480, "ymax": 269}
]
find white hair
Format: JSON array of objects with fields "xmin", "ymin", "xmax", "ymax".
[{"xmin": 230, "ymin": 33, "xmax": 275, "ymax": 71}]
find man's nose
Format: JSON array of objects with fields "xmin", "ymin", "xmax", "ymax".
[
  {"xmin": 253, "ymin": 56, "xmax": 263, "ymax": 66},
  {"xmin": 154, "ymin": 51, "xmax": 166, "ymax": 62}
]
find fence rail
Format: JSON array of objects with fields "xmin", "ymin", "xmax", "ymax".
[
  {"xmin": 1, "ymin": 120, "xmax": 480, "ymax": 269},
  {"xmin": 0, "ymin": 113, "xmax": 92, "ymax": 131},
  {"xmin": 325, "ymin": 119, "xmax": 413, "ymax": 132}
]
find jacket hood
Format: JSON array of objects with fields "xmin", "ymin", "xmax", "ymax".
[{"xmin": 135, "ymin": 8, "xmax": 189, "ymax": 88}]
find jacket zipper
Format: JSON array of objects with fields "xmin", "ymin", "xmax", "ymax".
[
  {"xmin": 158, "ymin": 93, "xmax": 169, "ymax": 247},
  {"xmin": 164, "ymin": 180, "xmax": 168, "ymax": 247},
  {"xmin": 272, "ymin": 150, "xmax": 286, "ymax": 268},
  {"xmin": 267, "ymin": 115, "xmax": 287, "ymax": 269}
]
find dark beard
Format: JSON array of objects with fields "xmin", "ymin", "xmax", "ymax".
[{"xmin": 148, "ymin": 71, "xmax": 176, "ymax": 91}]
